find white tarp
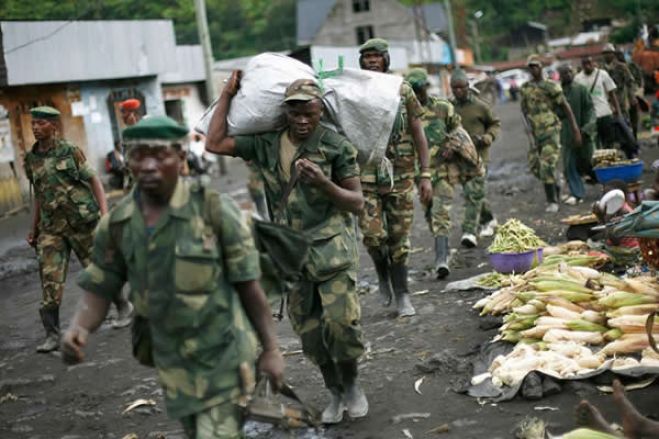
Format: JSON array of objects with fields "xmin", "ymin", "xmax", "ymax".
[{"xmin": 196, "ymin": 53, "xmax": 402, "ymax": 165}]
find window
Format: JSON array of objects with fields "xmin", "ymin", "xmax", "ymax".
[
  {"xmin": 352, "ymin": 0, "xmax": 370, "ymax": 13},
  {"xmin": 355, "ymin": 25, "xmax": 374, "ymax": 45}
]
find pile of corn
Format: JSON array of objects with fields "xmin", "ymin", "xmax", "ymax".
[
  {"xmin": 474, "ymin": 263, "xmax": 659, "ymax": 384},
  {"xmin": 488, "ymin": 219, "xmax": 547, "ymax": 253}
]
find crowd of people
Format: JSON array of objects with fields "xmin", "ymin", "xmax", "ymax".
[{"xmin": 21, "ymin": 36, "xmax": 655, "ymax": 438}]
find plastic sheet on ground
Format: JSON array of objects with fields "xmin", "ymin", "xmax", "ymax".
[
  {"xmin": 465, "ymin": 341, "xmax": 659, "ymax": 402},
  {"xmin": 443, "ymin": 273, "xmax": 496, "ymax": 293}
]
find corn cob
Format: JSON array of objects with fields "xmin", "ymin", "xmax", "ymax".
[
  {"xmin": 544, "ymin": 296, "xmax": 585, "ymax": 313},
  {"xmin": 535, "ymin": 290, "xmax": 593, "ymax": 303},
  {"xmin": 603, "ymin": 328, "xmax": 623, "ymax": 341},
  {"xmin": 623, "ymin": 277, "xmax": 659, "ymax": 297},
  {"xmin": 546, "ymin": 304, "xmax": 582, "ymax": 320},
  {"xmin": 531, "ymin": 280, "xmax": 592, "ymax": 294},
  {"xmin": 597, "ymin": 292, "xmax": 656, "ymax": 309},
  {"xmin": 607, "ymin": 303, "xmax": 659, "ymax": 317},
  {"xmin": 566, "ymin": 319, "xmax": 608, "ymax": 333},
  {"xmin": 601, "ymin": 334, "xmax": 650, "ymax": 356},
  {"xmin": 512, "ymin": 303, "xmax": 539, "ymax": 315},
  {"xmin": 580, "ymin": 310, "xmax": 605, "ymax": 324},
  {"xmin": 562, "ymin": 428, "xmax": 619, "ymax": 439},
  {"xmin": 521, "ymin": 325, "xmax": 555, "ymax": 339},
  {"xmin": 543, "ymin": 329, "xmax": 604, "ymax": 345}
]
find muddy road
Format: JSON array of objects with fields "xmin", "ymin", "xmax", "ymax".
[{"xmin": 1, "ymin": 101, "xmax": 658, "ymax": 439}]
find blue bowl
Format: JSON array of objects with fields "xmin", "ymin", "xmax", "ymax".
[
  {"xmin": 489, "ymin": 249, "xmax": 543, "ymax": 274},
  {"xmin": 594, "ymin": 161, "xmax": 644, "ymax": 184}
]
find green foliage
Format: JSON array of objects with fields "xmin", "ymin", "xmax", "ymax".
[{"xmin": 0, "ymin": 0, "xmax": 297, "ymax": 60}]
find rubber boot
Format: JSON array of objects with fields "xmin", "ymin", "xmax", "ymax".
[
  {"xmin": 544, "ymin": 184, "xmax": 559, "ymax": 213},
  {"xmin": 112, "ymin": 294, "xmax": 134, "ymax": 329},
  {"xmin": 339, "ymin": 360, "xmax": 368, "ymax": 418},
  {"xmin": 321, "ymin": 389, "xmax": 346, "ymax": 424},
  {"xmin": 390, "ymin": 262, "xmax": 416, "ymax": 317},
  {"xmin": 37, "ymin": 307, "xmax": 60, "ymax": 353},
  {"xmin": 367, "ymin": 247, "xmax": 393, "ymax": 307},
  {"xmin": 434, "ymin": 236, "xmax": 450, "ymax": 279}
]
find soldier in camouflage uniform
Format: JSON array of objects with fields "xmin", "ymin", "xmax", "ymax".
[
  {"xmin": 616, "ymin": 48, "xmax": 644, "ymax": 139},
  {"xmin": 358, "ymin": 38, "xmax": 432, "ymax": 317},
  {"xmin": 405, "ymin": 68, "xmax": 483, "ymax": 278},
  {"xmin": 24, "ymin": 106, "xmax": 114, "ymax": 353},
  {"xmin": 62, "ymin": 115, "xmax": 284, "ymax": 439},
  {"xmin": 206, "ymin": 74, "xmax": 368, "ymax": 424},
  {"xmin": 603, "ymin": 44, "xmax": 637, "ymax": 124},
  {"xmin": 246, "ymin": 161, "xmax": 269, "ymax": 220},
  {"xmin": 520, "ymin": 55, "xmax": 581, "ymax": 213},
  {"xmin": 450, "ymin": 68, "xmax": 501, "ymax": 239}
]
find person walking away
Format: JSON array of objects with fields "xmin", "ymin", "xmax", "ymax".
[
  {"xmin": 558, "ymin": 65, "xmax": 597, "ymax": 205},
  {"xmin": 62, "ymin": 115, "xmax": 285, "ymax": 438},
  {"xmin": 520, "ymin": 55, "xmax": 581, "ymax": 213},
  {"xmin": 205, "ymin": 75, "xmax": 369, "ymax": 424},
  {"xmin": 450, "ymin": 68, "xmax": 501, "ymax": 238},
  {"xmin": 357, "ymin": 38, "xmax": 432, "ymax": 317},
  {"xmin": 574, "ymin": 56, "xmax": 621, "ymax": 149},
  {"xmin": 616, "ymin": 48, "xmax": 644, "ymax": 139},
  {"xmin": 24, "ymin": 106, "xmax": 112, "ymax": 352},
  {"xmin": 603, "ymin": 44, "xmax": 638, "ymax": 157},
  {"xmin": 405, "ymin": 68, "xmax": 483, "ymax": 278}
]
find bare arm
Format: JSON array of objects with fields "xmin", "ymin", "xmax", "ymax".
[
  {"xmin": 61, "ymin": 291, "xmax": 112, "ymax": 363},
  {"xmin": 409, "ymin": 116, "xmax": 432, "ymax": 205},
  {"xmin": 90, "ymin": 175, "xmax": 108, "ymax": 215},
  {"xmin": 560, "ymin": 100, "xmax": 582, "ymax": 147},
  {"xmin": 295, "ymin": 159, "xmax": 364, "ymax": 213},
  {"xmin": 205, "ymin": 71, "xmax": 240, "ymax": 156},
  {"xmin": 234, "ymin": 280, "xmax": 284, "ymax": 389}
]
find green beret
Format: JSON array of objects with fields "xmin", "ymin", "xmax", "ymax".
[
  {"xmin": 30, "ymin": 106, "xmax": 60, "ymax": 119},
  {"xmin": 123, "ymin": 115, "xmax": 188, "ymax": 145},
  {"xmin": 526, "ymin": 54, "xmax": 542, "ymax": 66},
  {"xmin": 359, "ymin": 38, "xmax": 389, "ymax": 54},
  {"xmin": 450, "ymin": 68, "xmax": 468, "ymax": 85},
  {"xmin": 405, "ymin": 68, "xmax": 429, "ymax": 89}
]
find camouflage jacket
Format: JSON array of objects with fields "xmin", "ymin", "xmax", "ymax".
[
  {"xmin": 451, "ymin": 93, "xmax": 501, "ymax": 162},
  {"xmin": 77, "ymin": 179, "xmax": 260, "ymax": 419},
  {"xmin": 520, "ymin": 80, "xmax": 566, "ymax": 142},
  {"xmin": 605, "ymin": 60, "xmax": 636, "ymax": 111},
  {"xmin": 234, "ymin": 126, "xmax": 359, "ymax": 281},
  {"xmin": 24, "ymin": 139, "xmax": 99, "ymax": 233},
  {"xmin": 360, "ymin": 80, "xmax": 424, "ymax": 192}
]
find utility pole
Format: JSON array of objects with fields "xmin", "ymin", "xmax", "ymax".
[
  {"xmin": 471, "ymin": 10, "xmax": 483, "ymax": 64},
  {"xmin": 444, "ymin": 0, "xmax": 458, "ymax": 66},
  {"xmin": 194, "ymin": 0, "xmax": 226, "ymax": 174}
]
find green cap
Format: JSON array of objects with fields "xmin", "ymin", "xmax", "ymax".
[
  {"xmin": 359, "ymin": 38, "xmax": 389, "ymax": 54},
  {"xmin": 526, "ymin": 54, "xmax": 542, "ymax": 66},
  {"xmin": 450, "ymin": 68, "xmax": 468, "ymax": 85},
  {"xmin": 30, "ymin": 106, "xmax": 60, "ymax": 119},
  {"xmin": 405, "ymin": 68, "xmax": 429, "ymax": 89},
  {"xmin": 123, "ymin": 115, "xmax": 188, "ymax": 145},
  {"xmin": 283, "ymin": 79, "xmax": 323, "ymax": 103}
]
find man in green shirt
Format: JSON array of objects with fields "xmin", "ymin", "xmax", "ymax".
[
  {"xmin": 205, "ymin": 74, "xmax": 368, "ymax": 424},
  {"xmin": 450, "ymin": 69, "xmax": 501, "ymax": 238},
  {"xmin": 61, "ymin": 115, "xmax": 284, "ymax": 438}
]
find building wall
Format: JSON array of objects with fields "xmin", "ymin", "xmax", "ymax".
[
  {"xmin": 162, "ymin": 83, "xmax": 206, "ymax": 132},
  {"xmin": 313, "ymin": 0, "xmax": 419, "ymax": 46}
]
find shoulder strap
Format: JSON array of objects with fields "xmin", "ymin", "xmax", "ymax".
[{"xmin": 590, "ymin": 68, "xmax": 601, "ymax": 94}]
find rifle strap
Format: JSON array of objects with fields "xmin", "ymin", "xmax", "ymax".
[{"xmin": 589, "ymin": 68, "xmax": 601, "ymax": 95}]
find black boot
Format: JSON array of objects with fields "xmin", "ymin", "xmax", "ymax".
[
  {"xmin": 390, "ymin": 262, "xmax": 416, "ymax": 317},
  {"xmin": 367, "ymin": 247, "xmax": 393, "ymax": 307},
  {"xmin": 37, "ymin": 307, "xmax": 60, "ymax": 353},
  {"xmin": 434, "ymin": 236, "xmax": 450, "ymax": 279},
  {"xmin": 543, "ymin": 184, "xmax": 559, "ymax": 213}
]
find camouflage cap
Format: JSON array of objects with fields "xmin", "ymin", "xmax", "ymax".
[
  {"xmin": 359, "ymin": 38, "xmax": 389, "ymax": 54},
  {"xmin": 283, "ymin": 79, "xmax": 322, "ymax": 103},
  {"xmin": 30, "ymin": 106, "xmax": 60, "ymax": 120},
  {"xmin": 602, "ymin": 43, "xmax": 616, "ymax": 53},
  {"xmin": 405, "ymin": 68, "xmax": 429, "ymax": 88},
  {"xmin": 450, "ymin": 68, "xmax": 469, "ymax": 85},
  {"xmin": 123, "ymin": 115, "xmax": 188, "ymax": 145},
  {"xmin": 526, "ymin": 54, "xmax": 543, "ymax": 66}
]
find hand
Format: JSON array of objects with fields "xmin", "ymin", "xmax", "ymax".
[
  {"xmin": 61, "ymin": 325, "xmax": 89, "ymax": 365},
  {"xmin": 418, "ymin": 178, "xmax": 432, "ymax": 205},
  {"xmin": 573, "ymin": 129, "xmax": 583, "ymax": 148},
  {"xmin": 26, "ymin": 230, "xmax": 37, "ymax": 247},
  {"xmin": 258, "ymin": 348, "xmax": 285, "ymax": 391},
  {"xmin": 295, "ymin": 159, "xmax": 328, "ymax": 187},
  {"xmin": 223, "ymin": 70, "xmax": 242, "ymax": 97}
]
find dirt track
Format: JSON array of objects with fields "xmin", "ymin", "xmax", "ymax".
[{"xmin": 1, "ymin": 101, "xmax": 658, "ymax": 439}]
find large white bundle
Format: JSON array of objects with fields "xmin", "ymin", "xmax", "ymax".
[{"xmin": 195, "ymin": 53, "xmax": 402, "ymax": 166}]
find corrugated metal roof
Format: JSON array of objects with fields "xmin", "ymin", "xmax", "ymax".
[
  {"xmin": 297, "ymin": 0, "xmax": 336, "ymax": 45},
  {"xmin": 160, "ymin": 45, "xmax": 205, "ymax": 84},
  {"xmin": 2, "ymin": 20, "xmax": 178, "ymax": 86}
]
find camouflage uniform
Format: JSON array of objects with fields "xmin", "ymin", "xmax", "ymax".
[
  {"xmin": 246, "ymin": 161, "xmax": 269, "ymax": 219},
  {"xmin": 520, "ymin": 79, "xmax": 566, "ymax": 185},
  {"xmin": 24, "ymin": 140, "xmax": 100, "ymax": 311},
  {"xmin": 451, "ymin": 93, "xmax": 501, "ymax": 229},
  {"xmin": 78, "ymin": 179, "xmax": 260, "ymax": 435},
  {"xmin": 358, "ymin": 81, "xmax": 423, "ymax": 264},
  {"xmin": 233, "ymin": 126, "xmax": 364, "ymax": 392},
  {"xmin": 419, "ymin": 96, "xmax": 483, "ymax": 236},
  {"xmin": 604, "ymin": 59, "xmax": 636, "ymax": 119}
]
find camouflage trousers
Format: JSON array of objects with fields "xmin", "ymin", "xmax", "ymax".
[
  {"xmin": 287, "ymin": 269, "xmax": 364, "ymax": 391},
  {"xmin": 528, "ymin": 132, "xmax": 561, "ymax": 185},
  {"xmin": 358, "ymin": 188, "xmax": 414, "ymax": 264},
  {"xmin": 36, "ymin": 223, "xmax": 96, "ymax": 310},
  {"xmin": 425, "ymin": 174, "xmax": 484, "ymax": 236},
  {"xmin": 180, "ymin": 402, "xmax": 244, "ymax": 439}
]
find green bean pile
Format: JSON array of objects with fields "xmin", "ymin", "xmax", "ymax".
[{"xmin": 488, "ymin": 219, "xmax": 546, "ymax": 253}]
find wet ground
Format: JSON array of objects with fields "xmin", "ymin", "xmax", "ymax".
[{"xmin": 1, "ymin": 101, "xmax": 658, "ymax": 438}]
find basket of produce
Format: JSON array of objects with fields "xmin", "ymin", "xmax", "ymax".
[
  {"xmin": 488, "ymin": 219, "xmax": 546, "ymax": 274},
  {"xmin": 593, "ymin": 160, "xmax": 644, "ymax": 184}
]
